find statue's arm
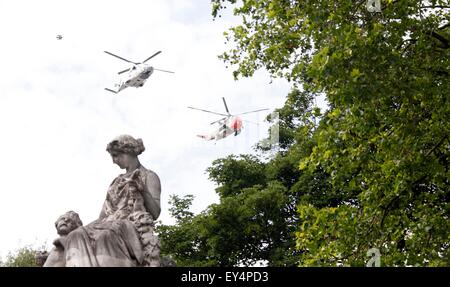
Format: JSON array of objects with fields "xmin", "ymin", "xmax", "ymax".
[
  {"xmin": 99, "ymin": 201, "xmax": 107, "ymax": 220},
  {"xmin": 143, "ymin": 172, "xmax": 161, "ymax": 220},
  {"xmin": 99, "ymin": 178, "xmax": 119, "ymax": 220},
  {"xmin": 43, "ymin": 247, "xmax": 65, "ymax": 267}
]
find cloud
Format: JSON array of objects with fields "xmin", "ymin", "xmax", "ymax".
[{"xmin": 0, "ymin": 0, "xmax": 291, "ymax": 258}]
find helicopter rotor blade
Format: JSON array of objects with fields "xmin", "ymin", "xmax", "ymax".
[
  {"xmin": 222, "ymin": 97, "xmax": 230, "ymax": 114},
  {"xmin": 118, "ymin": 68, "xmax": 131, "ymax": 75},
  {"xmin": 188, "ymin": 107, "xmax": 228, "ymax": 117},
  {"xmin": 242, "ymin": 119, "xmax": 259, "ymax": 125},
  {"xmin": 104, "ymin": 51, "xmax": 137, "ymax": 64},
  {"xmin": 143, "ymin": 51, "xmax": 162, "ymax": 63},
  {"xmin": 235, "ymin": 108, "xmax": 269, "ymax": 116},
  {"xmin": 154, "ymin": 68, "xmax": 174, "ymax": 73},
  {"xmin": 104, "ymin": 88, "xmax": 118, "ymax": 94}
]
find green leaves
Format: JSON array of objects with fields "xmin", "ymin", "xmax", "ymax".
[
  {"xmin": 167, "ymin": 194, "xmax": 194, "ymax": 223},
  {"xmin": 296, "ymin": 204, "xmax": 360, "ymax": 266},
  {"xmin": 158, "ymin": 179, "xmax": 298, "ymax": 266},
  {"xmin": 1, "ymin": 245, "xmax": 41, "ymax": 267},
  {"xmin": 212, "ymin": 0, "xmax": 450, "ymax": 266},
  {"xmin": 207, "ymin": 155, "xmax": 266, "ymax": 197}
]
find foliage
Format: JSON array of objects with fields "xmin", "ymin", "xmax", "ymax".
[
  {"xmin": 207, "ymin": 154, "xmax": 267, "ymax": 197},
  {"xmin": 1, "ymin": 246, "xmax": 39, "ymax": 267},
  {"xmin": 157, "ymin": 89, "xmax": 326, "ymax": 266},
  {"xmin": 157, "ymin": 159, "xmax": 302, "ymax": 266},
  {"xmin": 168, "ymin": 194, "xmax": 195, "ymax": 222},
  {"xmin": 212, "ymin": 0, "xmax": 450, "ymax": 266},
  {"xmin": 157, "ymin": 195, "xmax": 216, "ymax": 266},
  {"xmin": 2, "ymin": 0, "xmax": 448, "ymax": 268}
]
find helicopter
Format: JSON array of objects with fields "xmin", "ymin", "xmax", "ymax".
[
  {"xmin": 56, "ymin": 35, "xmax": 63, "ymax": 40},
  {"xmin": 104, "ymin": 50, "xmax": 174, "ymax": 94},
  {"xmin": 188, "ymin": 97, "xmax": 269, "ymax": 141}
]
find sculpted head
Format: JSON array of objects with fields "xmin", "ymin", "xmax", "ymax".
[
  {"xmin": 106, "ymin": 135, "xmax": 145, "ymax": 169},
  {"xmin": 55, "ymin": 211, "xmax": 83, "ymax": 236}
]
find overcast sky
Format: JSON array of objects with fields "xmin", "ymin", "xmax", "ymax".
[{"xmin": 0, "ymin": 0, "xmax": 296, "ymax": 258}]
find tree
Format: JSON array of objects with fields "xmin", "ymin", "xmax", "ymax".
[
  {"xmin": 1, "ymin": 246, "xmax": 40, "ymax": 267},
  {"xmin": 157, "ymin": 168, "xmax": 301, "ymax": 266},
  {"xmin": 157, "ymin": 195, "xmax": 216, "ymax": 267},
  {"xmin": 157, "ymin": 89, "xmax": 330, "ymax": 266},
  {"xmin": 212, "ymin": 0, "xmax": 449, "ymax": 266}
]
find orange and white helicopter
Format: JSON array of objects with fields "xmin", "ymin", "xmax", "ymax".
[
  {"xmin": 104, "ymin": 50, "xmax": 174, "ymax": 94},
  {"xmin": 188, "ymin": 97, "xmax": 269, "ymax": 141}
]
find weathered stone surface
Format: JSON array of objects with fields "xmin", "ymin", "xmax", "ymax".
[
  {"xmin": 129, "ymin": 211, "xmax": 161, "ymax": 267},
  {"xmin": 44, "ymin": 135, "xmax": 162, "ymax": 267}
]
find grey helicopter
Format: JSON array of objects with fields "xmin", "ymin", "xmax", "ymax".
[{"xmin": 104, "ymin": 50, "xmax": 174, "ymax": 94}]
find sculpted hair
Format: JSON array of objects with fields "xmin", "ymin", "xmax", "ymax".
[{"xmin": 106, "ymin": 135, "xmax": 145, "ymax": 156}]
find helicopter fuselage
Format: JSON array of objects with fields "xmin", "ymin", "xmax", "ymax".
[
  {"xmin": 104, "ymin": 50, "xmax": 173, "ymax": 94},
  {"xmin": 199, "ymin": 116, "xmax": 243, "ymax": 141},
  {"xmin": 115, "ymin": 64, "xmax": 154, "ymax": 92},
  {"xmin": 189, "ymin": 97, "xmax": 268, "ymax": 142}
]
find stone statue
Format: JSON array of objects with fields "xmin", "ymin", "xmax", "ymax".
[
  {"xmin": 43, "ymin": 135, "xmax": 162, "ymax": 267},
  {"xmin": 43, "ymin": 211, "xmax": 83, "ymax": 267},
  {"xmin": 128, "ymin": 211, "xmax": 160, "ymax": 267}
]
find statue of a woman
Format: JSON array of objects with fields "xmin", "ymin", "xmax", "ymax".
[{"xmin": 46, "ymin": 135, "xmax": 161, "ymax": 267}]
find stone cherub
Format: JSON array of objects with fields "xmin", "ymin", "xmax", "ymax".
[
  {"xmin": 43, "ymin": 211, "xmax": 83, "ymax": 267},
  {"xmin": 41, "ymin": 209, "xmax": 171, "ymax": 267}
]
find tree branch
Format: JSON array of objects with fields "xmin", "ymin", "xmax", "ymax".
[
  {"xmin": 420, "ymin": 6, "xmax": 450, "ymax": 9},
  {"xmin": 425, "ymin": 135, "xmax": 449, "ymax": 157},
  {"xmin": 431, "ymin": 31, "xmax": 450, "ymax": 49}
]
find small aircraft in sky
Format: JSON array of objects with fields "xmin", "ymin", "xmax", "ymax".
[
  {"xmin": 56, "ymin": 35, "xmax": 63, "ymax": 40},
  {"xmin": 104, "ymin": 50, "xmax": 174, "ymax": 94},
  {"xmin": 188, "ymin": 97, "xmax": 269, "ymax": 141}
]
